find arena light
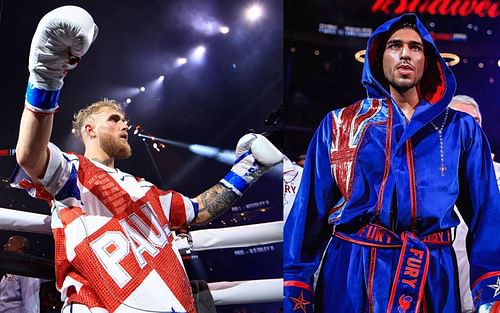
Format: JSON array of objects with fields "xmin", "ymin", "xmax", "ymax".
[
  {"xmin": 176, "ymin": 57, "xmax": 188, "ymax": 67},
  {"xmin": 245, "ymin": 4, "xmax": 263, "ymax": 22},
  {"xmin": 219, "ymin": 26, "xmax": 230, "ymax": 34},
  {"xmin": 190, "ymin": 45, "xmax": 206, "ymax": 63},
  {"xmin": 440, "ymin": 53, "xmax": 460, "ymax": 67},
  {"xmin": 139, "ymin": 86, "xmax": 146, "ymax": 92},
  {"xmin": 126, "ymin": 98, "xmax": 132, "ymax": 104},
  {"xmin": 354, "ymin": 49, "xmax": 366, "ymax": 63},
  {"xmin": 133, "ymin": 125, "xmax": 142, "ymax": 136},
  {"xmin": 158, "ymin": 75, "xmax": 165, "ymax": 82}
]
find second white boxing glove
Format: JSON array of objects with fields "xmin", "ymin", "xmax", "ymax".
[
  {"xmin": 220, "ymin": 133, "xmax": 282, "ymax": 196},
  {"xmin": 26, "ymin": 6, "xmax": 98, "ymax": 113}
]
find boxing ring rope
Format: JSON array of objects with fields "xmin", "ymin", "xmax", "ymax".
[
  {"xmin": 0, "ymin": 207, "xmax": 283, "ymax": 304},
  {"xmin": 0, "ymin": 207, "xmax": 51, "ymax": 234},
  {"xmin": 209, "ymin": 278, "xmax": 283, "ymax": 305}
]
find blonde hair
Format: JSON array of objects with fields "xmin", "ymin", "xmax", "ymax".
[{"xmin": 72, "ymin": 99, "xmax": 123, "ymax": 139}]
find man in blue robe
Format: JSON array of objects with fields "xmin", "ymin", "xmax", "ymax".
[{"xmin": 284, "ymin": 14, "xmax": 500, "ymax": 313}]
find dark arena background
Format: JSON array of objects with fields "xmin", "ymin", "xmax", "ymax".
[
  {"xmin": 0, "ymin": 1, "xmax": 282, "ymax": 312},
  {"xmin": 285, "ymin": 0, "xmax": 500, "ymax": 163}
]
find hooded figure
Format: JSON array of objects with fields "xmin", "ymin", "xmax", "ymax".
[{"xmin": 284, "ymin": 14, "xmax": 500, "ymax": 313}]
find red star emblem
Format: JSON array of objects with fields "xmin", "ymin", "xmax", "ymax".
[{"xmin": 290, "ymin": 291, "xmax": 311, "ymax": 313}]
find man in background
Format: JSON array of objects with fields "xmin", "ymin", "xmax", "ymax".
[
  {"xmin": 0, "ymin": 235, "xmax": 40, "ymax": 313},
  {"xmin": 450, "ymin": 95, "xmax": 500, "ymax": 313}
]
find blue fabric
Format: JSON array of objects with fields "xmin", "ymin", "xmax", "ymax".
[
  {"xmin": 221, "ymin": 171, "xmax": 249, "ymax": 194},
  {"xmin": 25, "ymin": 82, "xmax": 61, "ymax": 111},
  {"xmin": 284, "ymin": 13, "xmax": 500, "ymax": 312},
  {"xmin": 55, "ymin": 164, "xmax": 80, "ymax": 201}
]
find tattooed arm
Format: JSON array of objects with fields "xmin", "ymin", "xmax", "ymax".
[
  {"xmin": 192, "ymin": 183, "xmax": 239, "ymax": 225},
  {"xmin": 191, "ymin": 134, "xmax": 282, "ymax": 225}
]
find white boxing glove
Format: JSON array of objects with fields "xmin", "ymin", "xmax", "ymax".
[
  {"xmin": 26, "ymin": 6, "xmax": 98, "ymax": 113},
  {"xmin": 220, "ymin": 133, "xmax": 283, "ymax": 196}
]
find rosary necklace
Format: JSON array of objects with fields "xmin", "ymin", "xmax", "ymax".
[{"xmin": 429, "ymin": 108, "xmax": 449, "ymax": 176}]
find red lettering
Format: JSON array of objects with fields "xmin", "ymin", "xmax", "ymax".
[
  {"xmin": 407, "ymin": 257, "xmax": 422, "ymax": 268},
  {"xmin": 372, "ymin": 0, "xmax": 397, "ymax": 13},
  {"xmin": 371, "ymin": 0, "xmax": 500, "ymax": 18},
  {"xmin": 404, "ymin": 266, "xmax": 420, "ymax": 277},
  {"xmin": 449, "ymin": 0, "xmax": 461, "ymax": 14},
  {"xmin": 402, "ymin": 278, "xmax": 417, "ymax": 288},
  {"xmin": 458, "ymin": 0, "xmax": 476, "ymax": 16},
  {"xmin": 375, "ymin": 229, "xmax": 385, "ymax": 242},
  {"xmin": 410, "ymin": 248, "xmax": 424, "ymax": 259},
  {"xmin": 475, "ymin": 0, "xmax": 489, "ymax": 16},
  {"xmin": 366, "ymin": 225, "xmax": 375, "ymax": 240},
  {"xmin": 428, "ymin": 0, "xmax": 452, "ymax": 14},
  {"xmin": 395, "ymin": 0, "xmax": 410, "ymax": 13},
  {"xmin": 488, "ymin": 2, "xmax": 500, "ymax": 16},
  {"xmin": 408, "ymin": 0, "xmax": 421, "ymax": 11},
  {"xmin": 422, "ymin": 0, "xmax": 435, "ymax": 12}
]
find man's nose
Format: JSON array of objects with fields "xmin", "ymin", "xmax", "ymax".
[{"xmin": 400, "ymin": 45, "xmax": 411, "ymax": 59}]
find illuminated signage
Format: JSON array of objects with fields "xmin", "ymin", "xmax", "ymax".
[{"xmin": 371, "ymin": 0, "xmax": 500, "ymax": 18}]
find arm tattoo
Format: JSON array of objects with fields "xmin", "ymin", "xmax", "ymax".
[{"xmin": 195, "ymin": 184, "xmax": 239, "ymax": 224}]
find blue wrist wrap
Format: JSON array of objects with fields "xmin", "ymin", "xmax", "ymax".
[{"xmin": 25, "ymin": 82, "xmax": 61, "ymax": 112}]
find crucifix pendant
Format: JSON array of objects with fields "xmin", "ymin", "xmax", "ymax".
[{"xmin": 439, "ymin": 165, "xmax": 447, "ymax": 176}]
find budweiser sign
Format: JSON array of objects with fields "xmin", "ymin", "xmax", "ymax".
[{"xmin": 371, "ymin": 0, "xmax": 500, "ymax": 18}]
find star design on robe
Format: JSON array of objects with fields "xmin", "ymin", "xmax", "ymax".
[
  {"xmin": 488, "ymin": 277, "xmax": 500, "ymax": 298},
  {"xmin": 290, "ymin": 291, "xmax": 311, "ymax": 313}
]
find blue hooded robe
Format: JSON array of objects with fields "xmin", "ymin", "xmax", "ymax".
[{"xmin": 284, "ymin": 14, "xmax": 500, "ymax": 313}]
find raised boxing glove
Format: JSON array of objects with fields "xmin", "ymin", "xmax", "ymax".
[
  {"xmin": 26, "ymin": 6, "xmax": 98, "ymax": 113},
  {"xmin": 221, "ymin": 133, "xmax": 282, "ymax": 196}
]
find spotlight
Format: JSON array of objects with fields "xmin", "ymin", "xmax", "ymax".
[
  {"xmin": 153, "ymin": 142, "xmax": 161, "ymax": 152},
  {"xmin": 158, "ymin": 75, "xmax": 165, "ymax": 82},
  {"xmin": 140, "ymin": 86, "xmax": 146, "ymax": 92},
  {"xmin": 194, "ymin": 46, "xmax": 206, "ymax": 56},
  {"xmin": 191, "ymin": 45, "xmax": 206, "ymax": 63},
  {"xmin": 219, "ymin": 26, "xmax": 230, "ymax": 34},
  {"xmin": 71, "ymin": 128, "xmax": 76, "ymax": 134},
  {"xmin": 245, "ymin": 4, "xmax": 263, "ymax": 22},
  {"xmin": 126, "ymin": 98, "xmax": 132, "ymax": 104},
  {"xmin": 133, "ymin": 125, "xmax": 142, "ymax": 135},
  {"xmin": 176, "ymin": 57, "xmax": 188, "ymax": 66}
]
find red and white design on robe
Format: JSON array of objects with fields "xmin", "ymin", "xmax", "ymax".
[
  {"xmin": 41, "ymin": 144, "xmax": 198, "ymax": 313},
  {"xmin": 330, "ymin": 100, "xmax": 382, "ymax": 198}
]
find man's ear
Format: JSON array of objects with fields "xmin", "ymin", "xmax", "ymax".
[{"xmin": 84, "ymin": 123, "xmax": 96, "ymax": 139}]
